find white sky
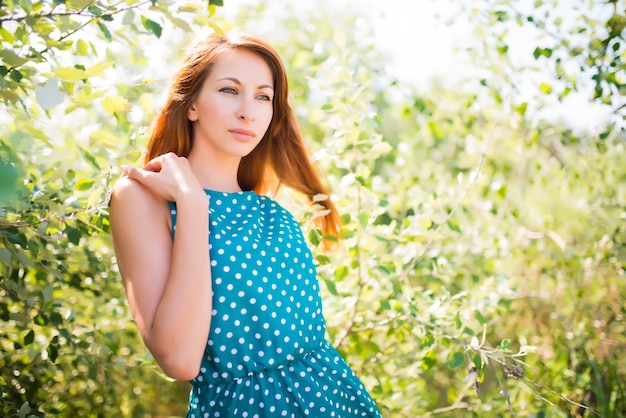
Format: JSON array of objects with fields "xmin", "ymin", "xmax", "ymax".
[{"xmin": 222, "ymin": 0, "xmax": 468, "ymax": 88}]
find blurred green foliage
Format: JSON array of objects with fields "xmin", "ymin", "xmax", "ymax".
[{"xmin": 0, "ymin": 0, "xmax": 624, "ymax": 417}]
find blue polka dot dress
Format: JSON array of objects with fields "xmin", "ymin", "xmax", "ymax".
[{"xmin": 168, "ymin": 190, "xmax": 382, "ymax": 418}]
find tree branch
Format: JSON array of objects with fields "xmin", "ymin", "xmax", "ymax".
[{"xmin": 5, "ymin": 0, "xmax": 153, "ymax": 74}]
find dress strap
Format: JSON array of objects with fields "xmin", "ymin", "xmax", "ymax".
[{"xmin": 167, "ymin": 201, "xmax": 177, "ymax": 238}]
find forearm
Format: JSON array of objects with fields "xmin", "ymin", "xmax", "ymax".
[{"xmin": 146, "ymin": 194, "xmax": 212, "ymax": 379}]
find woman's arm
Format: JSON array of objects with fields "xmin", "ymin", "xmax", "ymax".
[{"xmin": 109, "ymin": 154, "xmax": 212, "ymax": 380}]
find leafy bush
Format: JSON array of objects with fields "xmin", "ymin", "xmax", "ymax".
[{"xmin": 1, "ymin": 0, "xmax": 624, "ymax": 417}]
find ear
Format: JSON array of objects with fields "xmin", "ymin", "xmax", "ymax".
[{"xmin": 188, "ymin": 104, "xmax": 199, "ymax": 121}]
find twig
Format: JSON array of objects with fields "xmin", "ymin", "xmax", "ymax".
[
  {"xmin": 521, "ymin": 376, "xmax": 602, "ymax": 417},
  {"xmin": 422, "ymin": 402, "xmax": 472, "ymax": 417},
  {"xmin": 349, "ymin": 312, "xmax": 403, "ymax": 334},
  {"xmin": 404, "ymin": 313, "xmax": 469, "ymax": 350},
  {"xmin": 334, "ymin": 279, "xmax": 365, "ymax": 348},
  {"xmin": 5, "ymin": 0, "xmax": 153, "ymax": 74},
  {"xmin": 334, "ymin": 104, "xmax": 367, "ymax": 348},
  {"xmin": 397, "ymin": 132, "xmax": 491, "ymax": 284}
]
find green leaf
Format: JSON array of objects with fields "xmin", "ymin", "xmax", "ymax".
[
  {"xmin": 97, "ymin": 21, "xmax": 112, "ymax": 42},
  {"xmin": 53, "ymin": 66, "xmax": 87, "ymax": 82},
  {"xmin": 75, "ymin": 178, "xmax": 96, "ymax": 191},
  {"xmin": 34, "ymin": 314, "xmax": 48, "ymax": 326},
  {"xmin": 422, "ymin": 334, "xmax": 435, "ymax": 348},
  {"xmin": 0, "ymin": 248, "xmax": 11, "ymax": 264},
  {"xmin": 50, "ymin": 312, "xmax": 63, "ymax": 325},
  {"xmin": 462, "ymin": 327, "xmax": 475, "ymax": 336},
  {"xmin": 209, "ymin": 0, "xmax": 224, "ymax": 5},
  {"xmin": 42, "ymin": 285, "xmax": 53, "ymax": 303},
  {"xmin": 18, "ymin": 401, "xmax": 29, "ymax": 418},
  {"xmin": 68, "ymin": 0, "xmax": 92, "ymax": 8},
  {"xmin": 168, "ymin": 16, "xmax": 192, "ymax": 32},
  {"xmin": 141, "ymin": 16, "xmax": 162, "ymax": 38},
  {"xmin": 334, "ymin": 265, "xmax": 348, "ymax": 281},
  {"xmin": 122, "ymin": 9, "xmax": 135, "ymax": 25},
  {"xmin": 315, "ymin": 254, "xmax": 331, "ymax": 265},
  {"xmin": 78, "ymin": 147, "xmax": 101, "ymax": 170},
  {"xmin": 20, "ymin": 0, "xmax": 33, "ymax": 12},
  {"xmin": 539, "ymin": 82, "xmax": 552, "ymax": 94},
  {"xmin": 0, "ymin": 28, "xmax": 15, "ymax": 44},
  {"xmin": 324, "ymin": 279, "xmax": 338, "ymax": 296},
  {"xmin": 422, "ymin": 350, "xmax": 437, "ymax": 371},
  {"xmin": 533, "ymin": 47, "xmax": 553, "ymax": 59},
  {"xmin": 64, "ymin": 225, "xmax": 81, "ymax": 245},
  {"xmin": 14, "ymin": 26, "xmax": 25, "ymax": 42},
  {"xmin": 47, "ymin": 342, "xmax": 59, "ymax": 363},
  {"xmin": 473, "ymin": 353, "xmax": 483, "ymax": 370},
  {"xmin": 208, "ymin": 21, "xmax": 225, "ymax": 37},
  {"xmin": 9, "ymin": 69, "xmax": 23, "ymax": 82},
  {"xmin": 474, "ymin": 310, "xmax": 486, "ymax": 325},
  {"xmin": 87, "ymin": 4, "xmax": 102, "ymax": 15},
  {"xmin": 454, "ymin": 312, "xmax": 462, "ymax": 329},
  {"xmin": 498, "ymin": 339, "xmax": 511, "ymax": 351},
  {"xmin": 358, "ymin": 212, "xmax": 369, "ymax": 228},
  {"xmin": 75, "ymin": 39, "xmax": 89, "ymax": 56},
  {"xmin": 23, "ymin": 330, "xmax": 34, "ymax": 346},
  {"xmin": 308, "ymin": 229, "xmax": 321, "ymax": 247},
  {"xmin": 102, "ymin": 95, "xmax": 129, "ymax": 114},
  {"xmin": 447, "ymin": 220, "xmax": 461, "ymax": 233},
  {"xmin": 428, "ymin": 121, "xmax": 444, "ymax": 140},
  {"xmin": 448, "ymin": 351, "xmax": 465, "ymax": 369},
  {"xmin": 179, "ymin": 2, "xmax": 203, "ymax": 13}
]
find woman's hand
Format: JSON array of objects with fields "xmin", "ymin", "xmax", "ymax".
[{"xmin": 122, "ymin": 152, "xmax": 204, "ymax": 202}]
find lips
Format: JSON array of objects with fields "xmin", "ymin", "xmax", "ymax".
[{"xmin": 228, "ymin": 128, "xmax": 256, "ymax": 140}]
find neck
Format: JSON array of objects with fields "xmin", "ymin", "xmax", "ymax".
[{"xmin": 187, "ymin": 146, "xmax": 242, "ymax": 193}]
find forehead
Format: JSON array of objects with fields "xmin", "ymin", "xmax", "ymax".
[{"xmin": 208, "ymin": 48, "xmax": 273, "ymax": 86}]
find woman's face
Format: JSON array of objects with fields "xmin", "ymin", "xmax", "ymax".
[{"xmin": 188, "ymin": 48, "xmax": 274, "ymax": 160}]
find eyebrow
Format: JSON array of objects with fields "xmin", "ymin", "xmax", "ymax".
[{"xmin": 217, "ymin": 77, "xmax": 274, "ymax": 91}]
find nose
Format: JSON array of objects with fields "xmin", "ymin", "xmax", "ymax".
[{"xmin": 236, "ymin": 97, "xmax": 256, "ymax": 122}]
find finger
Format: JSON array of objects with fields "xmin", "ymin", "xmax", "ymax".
[
  {"xmin": 123, "ymin": 166, "xmax": 155, "ymax": 185},
  {"xmin": 121, "ymin": 164, "xmax": 134, "ymax": 176},
  {"xmin": 143, "ymin": 156, "xmax": 165, "ymax": 172}
]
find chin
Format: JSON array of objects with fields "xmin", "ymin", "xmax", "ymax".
[{"xmin": 235, "ymin": 143, "xmax": 262, "ymax": 158}]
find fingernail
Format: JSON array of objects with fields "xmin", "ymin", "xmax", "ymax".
[{"xmin": 121, "ymin": 165, "xmax": 132, "ymax": 174}]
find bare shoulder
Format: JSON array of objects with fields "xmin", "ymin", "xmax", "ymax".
[
  {"xmin": 109, "ymin": 177, "xmax": 169, "ymax": 227},
  {"xmin": 111, "ymin": 176, "xmax": 155, "ymax": 205},
  {"xmin": 109, "ymin": 176, "xmax": 173, "ymax": 285}
]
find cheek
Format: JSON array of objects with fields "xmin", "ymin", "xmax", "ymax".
[
  {"xmin": 203, "ymin": 99, "xmax": 227, "ymax": 118},
  {"xmin": 195, "ymin": 92, "xmax": 228, "ymax": 120},
  {"xmin": 262, "ymin": 105, "xmax": 274, "ymax": 127}
]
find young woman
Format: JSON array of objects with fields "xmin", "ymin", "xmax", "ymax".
[{"xmin": 109, "ymin": 33, "xmax": 382, "ymax": 417}]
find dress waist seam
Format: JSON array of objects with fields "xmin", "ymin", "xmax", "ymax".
[{"xmin": 192, "ymin": 340, "xmax": 328, "ymax": 387}]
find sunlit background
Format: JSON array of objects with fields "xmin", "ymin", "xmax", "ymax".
[
  {"xmin": 220, "ymin": 0, "xmax": 612, "ymax": 130},
  {"xmin": 1, "ymin": 0, "xmax": 624, "ymax": 417}
]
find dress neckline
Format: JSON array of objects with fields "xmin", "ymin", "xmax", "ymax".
[{"xmin": 203, "ymin": 188, "xmax": 255, "ymax": 194}]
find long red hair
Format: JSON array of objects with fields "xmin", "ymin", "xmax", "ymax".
[{"xmin": 144, "ymin": 33, "xmax": 340, "ymax": 238}]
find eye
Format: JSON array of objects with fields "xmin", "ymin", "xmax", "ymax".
[
  {"xmin": 220, "ymin": 87, "xmax": 237, "ymax": 94},
  {"xmin": 257, "ymin": 94, "xmax": 272, "ymax": 102}
]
